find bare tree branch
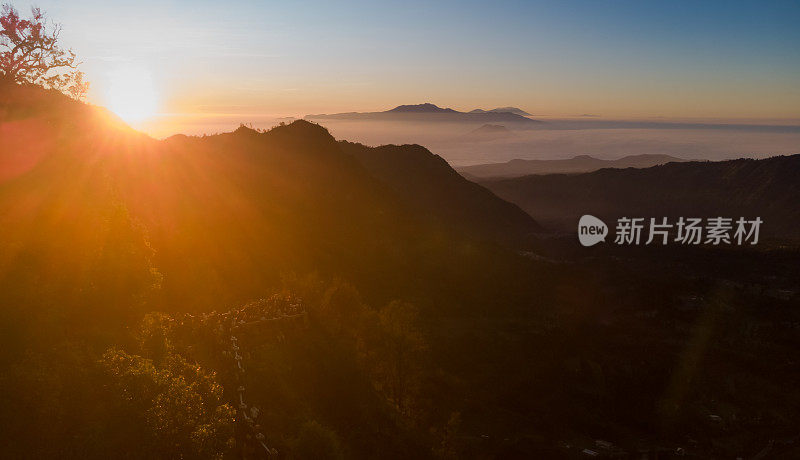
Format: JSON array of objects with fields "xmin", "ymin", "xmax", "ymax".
[{"xmin": 0, "ymin": 3, "xmax": 88, "ymax": 99}]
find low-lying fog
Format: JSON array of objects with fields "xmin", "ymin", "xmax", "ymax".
[
  {"xmin": 145, "ymin": 115, "xmax": 800, "ymax": 167},
  {"xmin": 317, "ymin": 120, "xmax": 800, "ymax": 166}
]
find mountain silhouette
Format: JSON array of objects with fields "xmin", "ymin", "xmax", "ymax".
[
  {"xmin": 0, "ymin": 83, "xmax": 540, "ymax": 310},
  {"xmin": 469, "ymin": 107, "xmax": 531, "ymax": 116},
  {"xmin": 480, "ymin": 155, "xmax": 800, "ymax": 239},
  {"xmin": 341, "ymin": 140, "xmax": 542, "ymax": 243},
  {"xmin": 386, "ymin": 103, "xmax": 458, "ymax": 113},
  {"xmin": 459, "ymin": 153, "xmax": 688, "ymax": 179},
  {"xmin": 306, "ymin": 103, "xmax": 541, "ymax": 124}
]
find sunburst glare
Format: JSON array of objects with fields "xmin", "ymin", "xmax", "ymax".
[{"xmin": 105, "ymin": 64, "xmax": 158, "ymax": 124}]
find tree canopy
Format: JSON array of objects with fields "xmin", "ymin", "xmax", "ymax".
[{"xmin": 0, "ymin": 4, "xmax": 87, "ymax": 98}]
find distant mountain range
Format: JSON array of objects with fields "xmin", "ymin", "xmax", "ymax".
[
  {"xmin": 458, "ymin": 154, "xmax": 688, "ymax": 179},
  {"xmin": 479, "ymin": 155, "xmax": 800, "ymax": 239},
  {"xmin": 306, "ymin": 103, "xmax": 541, "ymax": 125},
  {"xmin": 386, "ymin": 103, "xmax": 458, "ymax": 113},
  {"xmin": 469, "ymin": 107, "xmax": 531, "ymax": 116}
]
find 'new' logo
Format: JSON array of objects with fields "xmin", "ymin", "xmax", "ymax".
[{"xmin": 578, "ymin": 215, "xmax": 607, "ymax": 247}]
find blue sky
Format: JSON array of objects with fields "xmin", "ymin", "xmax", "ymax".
[{"xmin": 13, "ymin": 0, "xmax": 800, "ymax": 120}]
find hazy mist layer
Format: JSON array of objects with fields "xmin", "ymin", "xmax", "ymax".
[{"xmin": 143, "ymin": 116, "xmax": 800, "ymax": 167}]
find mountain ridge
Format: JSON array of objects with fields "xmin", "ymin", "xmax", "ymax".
[
  {"xmin": 480, "ymin": 155, "xmax": 800, "ymax": 239},
  {"xmin": 469, "ymin": 107, "xmax": 531, "ymax": 116},
  {"xmin": 340, "ymin": 140, "xmax": 542, "ymax": 244},
  {"xmin": 306, "ymin": 103, "xmax": 541, "ymax": 124},
  {"xmin": 386, "ymin": 103, "xmax": 458, "ymax": 113},
  {"xmin": 459, "ymin": 153, "xmax": 690, "ymax": 179},
  {"xmin": 0, "ymin": 84, "xmax": 542, "ymax": 311}
]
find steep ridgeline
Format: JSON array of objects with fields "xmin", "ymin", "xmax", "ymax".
[
  {"xmin": 340, "ymin": 141, "xmax": 543, "ymax": 245},
  {"xmin": 0, "ymin": 83, "xmax": 539, "ymax": 313},
  {"xmin": 480, "ymin": 156, "xmax": 800, "ymax": 239}
]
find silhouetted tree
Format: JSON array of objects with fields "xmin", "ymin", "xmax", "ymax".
[
  {"xmin": 100, "ymin": 346, "xmax": 235, "ymax": 458},
  {"xmin": 0, "ymin": 4, "xmax": 88, "ymax": 98},
  {"xmin": 137, "ymin": 312, "xmax": 174, "ymax": 365}
]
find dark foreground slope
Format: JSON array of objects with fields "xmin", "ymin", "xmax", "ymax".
[{"xmin": 482, "ymin": 156, "xmax": 800, "ymax": 239}]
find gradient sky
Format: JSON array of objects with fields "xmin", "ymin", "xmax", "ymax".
[{"xmin": 13, "ymin": 0, "xmax": 800, "ymax": 125}]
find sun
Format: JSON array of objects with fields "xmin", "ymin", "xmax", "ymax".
[{"xmin": 106, "ymin": 64, "xmax": 158, "ymax": 124}]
